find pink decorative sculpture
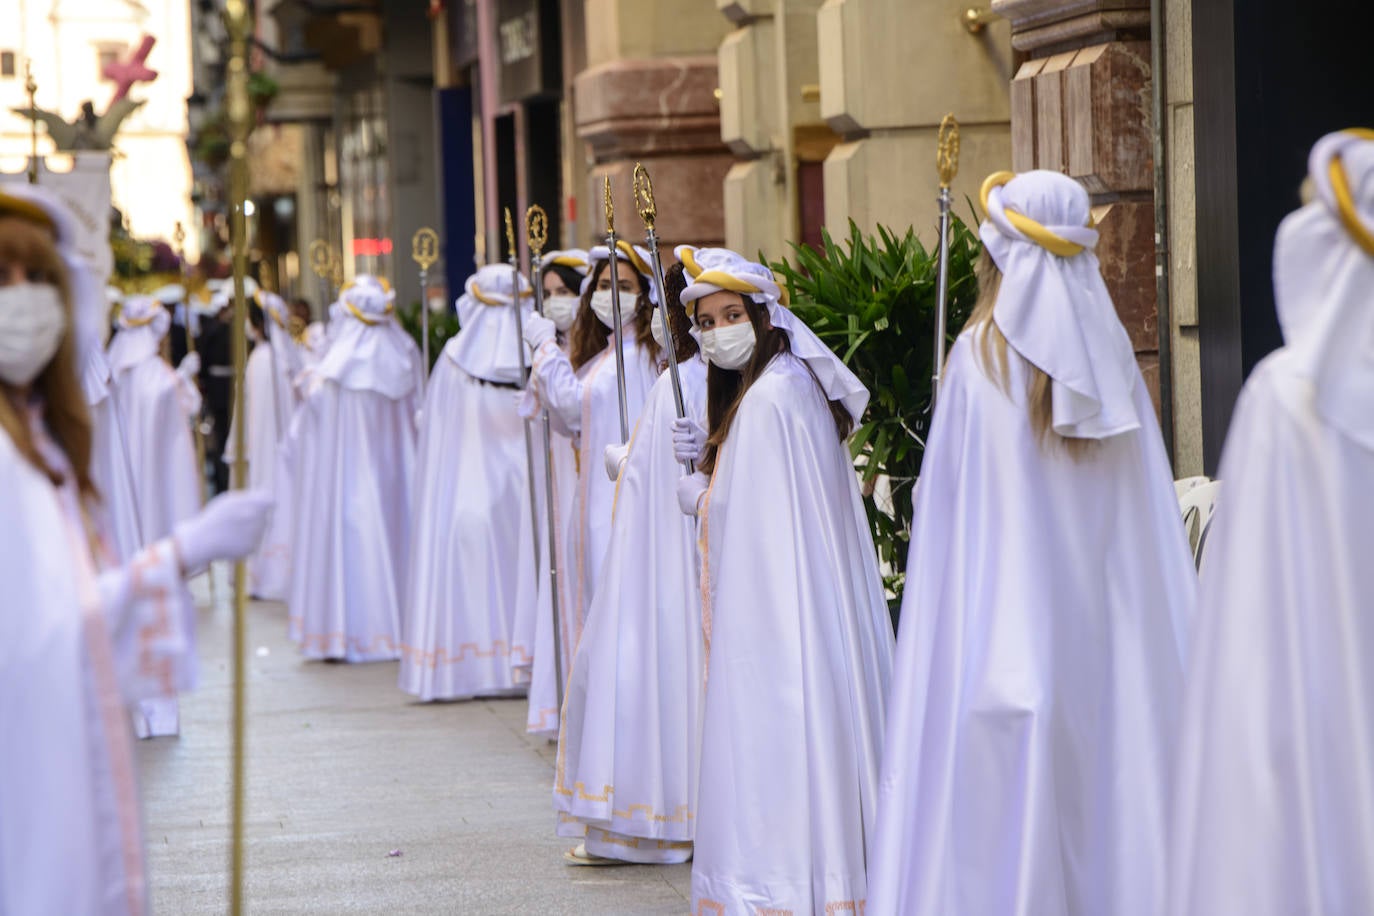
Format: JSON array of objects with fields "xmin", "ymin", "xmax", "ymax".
[{"xmin": 103, "ymin": 34, "xmax": 159, "ymax": 104}]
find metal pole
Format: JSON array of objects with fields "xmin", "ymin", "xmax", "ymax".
[
  {"xmin": 411, "ymin": 227, "xmax": 439, "ymax": 390},
  {"xmin": 632, "ymin": 163, "xmax": 692, "ymax": 473},
  {"xmin": 223, "ymin": 2, "xmax": 252, "ymax": 912},
  {"xmin": 507, "ymin": 209, "xmax": 542, "ymax": 576},
  {"xmin": 931, "ymin": 115, "xmax": 960, "ymax": 416},
  {"xmin": 526, "ymin": 204, "xmax": 565, "ymax": 713},
  {"xmin": 602, "ymin": 178, "xmax": 630, "ymax": 443}
]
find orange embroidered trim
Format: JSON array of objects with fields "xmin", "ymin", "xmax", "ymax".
[
  {"xmin": 697, "ymin": 471, "xmax": 718, "ymax": 678},
  {"xmin": 588, "ymin": 829, "xmax": 692, "ymax": 850},
  {"xmin": 397, "ymin": 640, "xmax": 532, "ymax": 669},
  {"xmin": 611, "ymin": 802, "xmax": 693, "ymax": 825},
  {"xmin": 528, "ymin": 706, "xmax": 559, "ymax": 732},
  {"xmin": 130, "ymin": 548, "xmax": 176, "ymax": 696},
  {"xmin": 825, "ymin": 902, "xmax": 865, "ymax": 916},
  {"xmin": 290, "ymin": 622, "xmax": 399, "ymax": 658},
  {"xmin": 697, "ymin": 902, "xmax": 726, "ymax": 916},
  {"xmin": 756, "ymin": 909, "xmax": 794, "ymax": 916}
]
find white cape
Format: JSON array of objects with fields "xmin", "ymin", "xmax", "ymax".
[
  {"xmin": 555, "ymin": 357, "xmax": 707, "ymax": 859},
  {"xmin": 84, "ymin": 348, "xmax": 144, "ymax": 562},
  {"xmin": 522, "ymin": 414, "xmax": 579, "ymax": 737},
  {"xmin": 110, "ymin": 357, "xmax": 201, "ymax": 546},
  {"xmin": 1, "ymin": 413, "xmax": 192, "ymax": 915},
  {"xmin": 865, "ymin": 335, "xmax": 1195, "ymax": 916},
  {"xmin": 398, "ymin": 348, "xmax": 537, "ymax": 700},
  {"xmin": 691, "ymin": 352, "xmax": 895, "ymax": 914},
  {"xmin": 225, "ymin": 342, "xmax": 289, "ymax": 597},
  {"xmin": 287, "ymin": 376, "xmax": 419, "ymax": 662},
  {"xmin": 1169, "ymin": 351, "xmax": 1374, "ymax": 914}
]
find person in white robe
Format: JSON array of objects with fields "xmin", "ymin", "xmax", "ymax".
[
  {"xmin": 521, "ymin": 242, "xmax": 659, "ymax": 656},
  {"xmin": 224, "ymin": 298, "xmax": 289, "ymax": 598},
  {"xmin": 0, "ymin": 187, "xmax": 271, "ymax": 915},
  {"xmin": 865, "ymin": 170, "xmax": 1196, "ymax": 916},
  {"xmin": 1169, "ymin": 129, "xmax": 1374, "ymax": 915},
  {"xmin": 106, "ymin": 293, "xmax": 206, "ymax": 739},
  {"xmin": 554, "ymin": 250, "xmax": 737, "ymax": 864},
  {"xmin": 398, "ymin": 263, "xmax": 539, "ymax": 700},
  {"xmin": 670, "ymin": 251, "xmax": 894, "ymax": 914},
  {"xmin": 517, "ymin": 250, "xmax": 588, "ymax": 737},
  {"xmin": 288, "ymin": 275, "xmax": 422, "ymax": 662}
]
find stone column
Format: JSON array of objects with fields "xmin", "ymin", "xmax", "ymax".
[
  {"xmin": 572, "ymin": 0, "xmax": 732, "ymax": 251},
  {"xmin": 994, "ymin": 0, "xmax": 1162, "ymax": 409},
  {"xmin": 716, "ymin": 0, "xmax": 826, "ymax": 258},
  {"xmin": 818, "ymin": 0, "xmax": 1013, "ymax": 242}
]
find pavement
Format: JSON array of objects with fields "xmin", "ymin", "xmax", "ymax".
[{"xmin": 139, "ymin": 571, "xmax": 692, "ymax": 915}]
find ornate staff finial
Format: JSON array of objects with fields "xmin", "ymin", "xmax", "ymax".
[
  {"xmin": 603, "ymin": 177, "xmax": 615, "ymax": 236},
  {"xmin": 504, "ymin": 207, "xmax": 517, "ymax": 261},
  {"xmin": 937, "ymin": 113, "xmax": 961, "ymax": 190},
  {"xmin": 411, "ymin": 227, "xmax": 439, "ymax": 271},
  {"xmin": 632, "ymin": 163, "xmax": 657, "ymax": 231},
  {"xmin": 25, "ymin": 60, "xmax": 38, "ymax": 183},
  {"xmin": 526, "ymin": 205, "xmax": 548, "ymax": 259}
]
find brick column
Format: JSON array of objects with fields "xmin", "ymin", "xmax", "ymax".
[{"xmin": 994, "ymin": 0, "xmax": 1161, "ymax": 409}]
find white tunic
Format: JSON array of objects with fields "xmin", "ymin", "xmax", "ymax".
[
  {"xmin": 0, "ymin": 409, "xmax": 194, "ymax": 915},
  {"xmin": 529, "ymin": 332, "xmax": 657, "ymax": 632},
  {"xmin": 865, "ymin": 335, "xmax": 1195, "ymax": 916},
  {"xmin": 1168, "ymin": 358, "xmax": 1374, "ymax": 912},
  {"xmin": 83, "ymin": 347, "xmax": 143, "ymax": 562},
  {"xmin": 287, "ymin": 317, "xmax": 421, "ymax": 662},
  {"xmin": 554, "ymin": 356, "xmax": 707, "ymax": 858},
  {"xmin": 691, "ymin": 352, "xmax": 894, "ymax": 914},
  {"xmin": 397, "ymin": 347, "xmax": 537, "ymax": 700},
  {"xmin": 225, "ymin": 341, "xmax": 288, "ymax": 596}
]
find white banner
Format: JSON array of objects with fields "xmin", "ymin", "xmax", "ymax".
[{"xmin": 0, "ymin": 154, "xmax": 115, "ymax": 282}]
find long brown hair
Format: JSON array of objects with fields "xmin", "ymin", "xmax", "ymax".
[
  {"xmin": 0, "ymin": 216, "xmax": 97, "ymax": 495},
  {"xmin": 567, "ymin": 257, "xmax": 660, "ymax": 370},
  {"xmin": 967, "ymin": 248, "xmax": 1094, "ymax": 457},
  {"xmin": 661, "ymin": 262, "xmax": 698, "ymax": 365},
  {"xmin": 699, "ymin": 295, "xmax": 852, "ymax": 474}
]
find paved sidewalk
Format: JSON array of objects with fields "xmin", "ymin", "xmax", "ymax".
[{"xmin": 139, "ymin": 574, "xmax": 691, "ymax": 914}]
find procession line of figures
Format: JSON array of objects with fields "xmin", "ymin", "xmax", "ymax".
[{"xmin": 3, "ymin": 128, "xmax": 1373, "ymax": 915}]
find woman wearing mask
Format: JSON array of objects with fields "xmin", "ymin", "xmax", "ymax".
[
  {"xmin": 521, "ymin": 242, "xmax": 659, "ymax": 657},
  {"xmin": 0, "ymin": 186, "xmax": 270, "ymax": 915},
  {"xmin": 554, "ymin": 254, "xmax": 712, "ymax": 865},
  {"xmin": 865, "ymin": 171, "xmax": 1195, "ymax": 916},
  {"xmin": 520, "ymin": 249, "xmax": 589, "ymax": 737},
  {"xmin": 673, "ymin": 250, "xmax": 894, "ymax": 914},
  {"xmin": 400, "ymin": 264, "xmax": 537, "ymax": 701}
]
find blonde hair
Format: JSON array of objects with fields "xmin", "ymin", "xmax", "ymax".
[{"xmin": 967, "ymin": 248, "xmax": 1094, "ymax": 458}]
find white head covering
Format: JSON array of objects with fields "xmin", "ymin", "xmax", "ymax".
[
  {"xmin": 1272, "ymin": 129, "xmax": 1374, "ymax": 450},
  {"xmin": 979, "ymin": 169, "xmax": 1138, "ymax": 440},
  {"xmin": 581, "ymin": 241, "xmax": 657, "ymax": 304},
  {"xmin": 541, "ymin": 248, "xmax": 591, "ymax": 279},
  {"xmin": 255, "ymin": 289, "xmax": 293, "ymax": 341},
  {"xmin": 678, "ymin": 247, "xmax": 870, "ymax": 423},
  {"xmin": 314, "ymin": 274, "xmax": 419, "ymax": 399},
  {"xmin": 107, "ymin": 294, "xmax": 171, "ymax": 373},
  {"xmin": 448, "ymin": 263, "xmax": 534, "ymax": 384},
  {"xmin": 153, "ymin": 283, "xmax": 186, "ymax": 305},
  {"xmin": 0, "ymin": 184, "xmax": 110, "ymax": 399}
]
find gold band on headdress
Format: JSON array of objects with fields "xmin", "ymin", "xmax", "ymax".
[
  {"xmin": 344, "ymin": 300, "xmax": 394, "ymax": 326},
  {"xmin": 1327, "ymin": 128, "xmax": 1374, "ymax": 258},
  {"xmin": 471, "ymin": 283, "xmax": 533, "ymax": 306},
  {"xmin": 122, "ymin": 308, "xmax": 160, "ymax": 328},
  {"xmin": 611, "ymin": 239, "xmax": 651, "ymax": 276},
  {"xmin": 0, "ymin": 192, "xmax": 56, "ymax": 233},
  {"xmin": 979, "ymin": 170, "xmax": 1093, "ymax": 258},
  {"xmin": 679, "ymin": 247, "xmax": 703, "ymax": 280},
  {"xmin": 690, "ymin": 269, "xmax": 763, "ymax": 295},
  {"xmin": 550, "ymin": 254, "xmax": 588, "ymax": 270}
]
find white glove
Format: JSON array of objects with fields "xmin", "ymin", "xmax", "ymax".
[
  {"xmin": 524, "ymin": 312, "xmax": 556, "ymax": 350},
  {"xmin": 603, "ymin": 442, "xmax": 630, "ymax": 482},
  {"xmin": 670, "ymin": 416, "xmax": 707, "ymax": 465},
  {"xmin": 676, "ymin": 472, "xmax": 710, "ymax": 517},
  {"xmin": 176, "ymin": 351, "xmax": 201, "ymax": 380},
  {"xmin": 172, "ymin": 490, "xmax": 274, "ymax": 576}
]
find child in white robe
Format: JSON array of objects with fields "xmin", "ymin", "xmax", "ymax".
[
  {"xmin": 1170, "ymin": 129, "xmax": 1374, "ymax": 915},
  {"xmin": 672, "ymin": 250, "xmax": 894, "ymax": 914},
  {"xmin": 865, "ymin": 170, "xmax": 1196, "ymax": 916},
  {"xmin": 106, "ymin": 293, "xmax": 205, "ymax": 738},
  {"xmin": 0, "ymin": 185, "xmax": 271, "ymax": 915},
  {"xmin": 287, "ymin": 275, "xmax": 422, "ymax": 662},
  {"xmin": 398, "ymin": 264, "xmax": 538, "ymax": 700}
]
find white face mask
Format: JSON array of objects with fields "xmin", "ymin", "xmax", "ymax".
[
  {"xmin": 544, "ymin": 294, "xmax": 579, "ymax": 332},
  {"xmin": 701, "ymin": 321, "xmax": 756, "ymax": 371},
  {"xmin": 649, "ymin": 308, "xmax": 669, "ymax": 349},
  {"xmin": 0, "ymin": 283, "xmax": 68, "ymax": 386},
  {"xmin": 590, "ymin": 288, "xmax": 622, "ymax": 329}
]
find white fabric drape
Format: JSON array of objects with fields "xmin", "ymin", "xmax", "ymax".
[
  {"xmin": 690, "ymin": 351, "xmax": 894, "ymax": 914},
  {"xmin": 865, "ymin": 335, "xmax": 1195, "ymax": 916}
]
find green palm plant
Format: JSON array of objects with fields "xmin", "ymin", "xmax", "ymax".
[{"xmin": 770, "ymin": 216, "xmax": 981, "ymax": 620}]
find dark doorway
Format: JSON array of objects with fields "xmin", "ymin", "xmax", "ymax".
[
  {"xmin": 525, "ymin": 97, "xmax": 562, "ymax": 237},
  {"xmin": 1192, "ymin": 0, "xmax": 1374, "ymax": 472},
  {"xmin": 494, "ymin": 112, "xmax": 518, "ymax": 260}
]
